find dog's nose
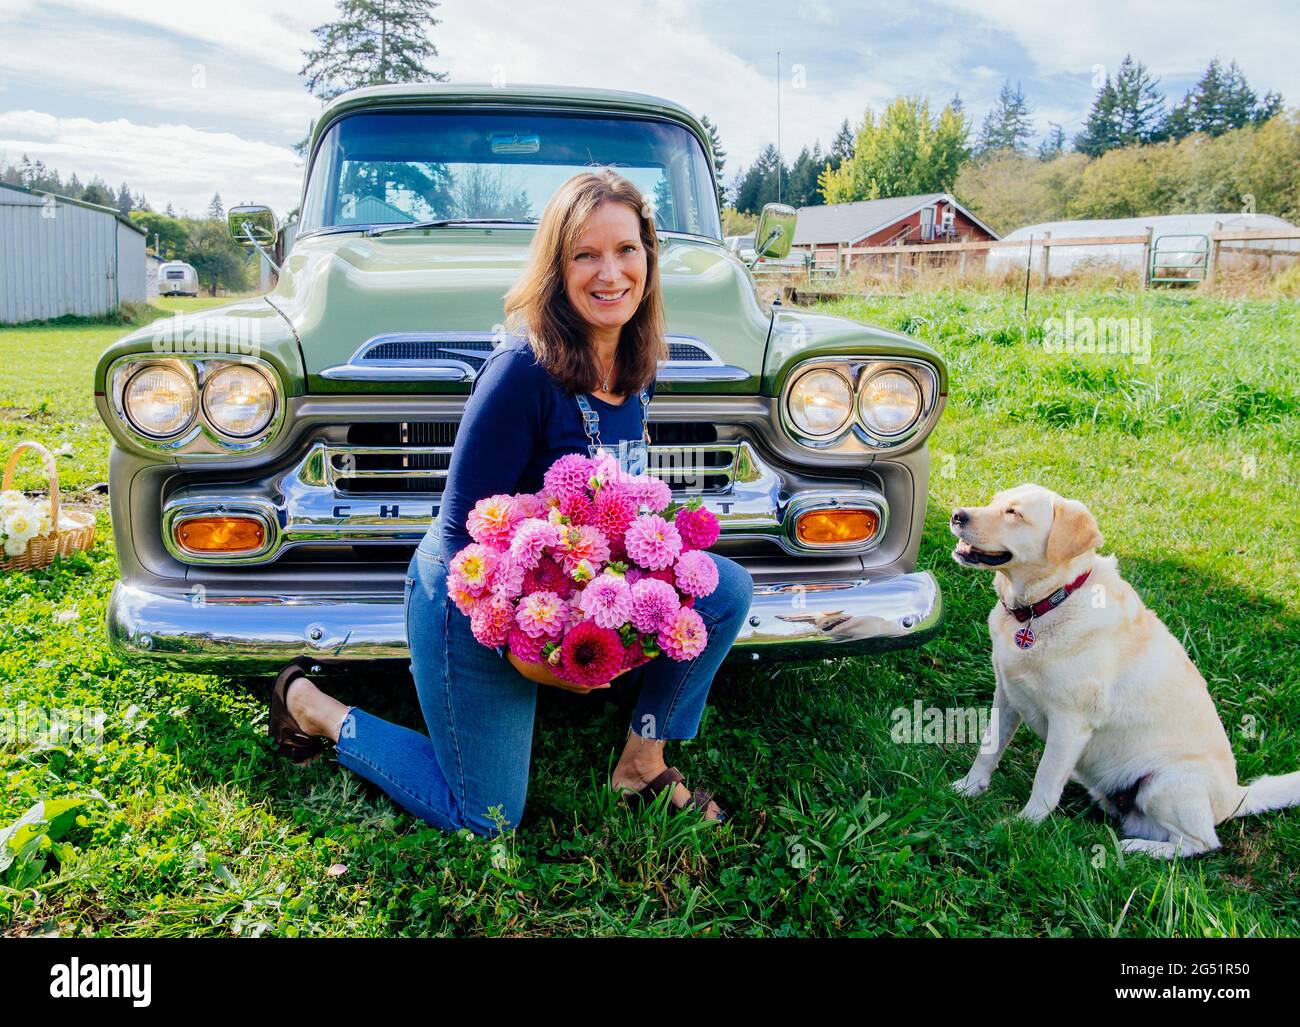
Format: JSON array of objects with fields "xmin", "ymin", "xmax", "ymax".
[{"xmin": 950, "ymin": 509, "xmax": 969, "ymax": 527}]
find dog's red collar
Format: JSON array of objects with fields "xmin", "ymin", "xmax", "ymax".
[{"xmin": 1003, "ymin": 570, "xmax": 1091, "ymax": 623}]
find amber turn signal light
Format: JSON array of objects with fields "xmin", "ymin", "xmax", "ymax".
[
  {"xmin": 174, "ymin": 516, "xmax": 266, "ymax": 553},
  {"xmin": 795, "ymin": 508, "xmax": 879, "ymax": 545}
]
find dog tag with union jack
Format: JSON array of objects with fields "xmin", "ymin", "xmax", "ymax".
[{"xmin": 1014, "ymin": 624, "xmax": 1036, "ymax": 650}]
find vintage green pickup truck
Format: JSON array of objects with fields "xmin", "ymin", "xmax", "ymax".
[{"xmin": 92, "ymin": 83, "xmax": 946, "ymax": 673}]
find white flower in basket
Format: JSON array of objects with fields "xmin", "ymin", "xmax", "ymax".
[{"xmin": 0, "ymin": 443, "xmax": 96, "ymax": 571}]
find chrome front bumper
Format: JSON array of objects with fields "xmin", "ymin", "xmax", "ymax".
[{"xmin": 106, "ymin": 571, "xmax": 943, "ymax": 674}]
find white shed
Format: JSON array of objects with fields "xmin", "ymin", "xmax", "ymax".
[
  {"xmin": 0, "ymin": 181, "xmax": 148, "ymax": 323},
  {"xmin": 988, "ymin": 212, "xmax": 1300, "ymax": 278}
]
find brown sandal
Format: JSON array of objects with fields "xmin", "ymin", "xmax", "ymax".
[
  {"xmin": 269, "ymin": 657, "xmax": 327, "ymax": 764},
  {"xmin": 616, "ymin": 766, "xmax": 728, "ymax": 822}
]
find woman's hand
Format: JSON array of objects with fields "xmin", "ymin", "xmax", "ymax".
[{"xmin": 506, "ymin": 647, "xmax": 630, "ymax": 694}]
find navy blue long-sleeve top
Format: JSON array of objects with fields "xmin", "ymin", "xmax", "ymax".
[{"xmin": 427, "ymin": 333, "xmax": 657, "ymax": 565}]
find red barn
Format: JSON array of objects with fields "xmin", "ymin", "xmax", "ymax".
[{"xmin": 792, "ymin": 192, "xmax": 998, "ymax": 270}]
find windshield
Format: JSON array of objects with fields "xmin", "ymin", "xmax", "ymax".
[{"xmin": 299, "ymin": 109, "xmax": 721, "ymax": 239}]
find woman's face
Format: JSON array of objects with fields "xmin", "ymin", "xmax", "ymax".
[{"xmin": 563, "ymin": 200, "xmax": 647, "ymax": 339}]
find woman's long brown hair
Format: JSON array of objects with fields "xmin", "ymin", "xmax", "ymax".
[{"xmin": 503, "ymin": 167, "xmax": 667, "ymax": 396}]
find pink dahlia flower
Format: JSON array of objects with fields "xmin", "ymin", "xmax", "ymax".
[
  {"xmin": 558, "ymin": 491, "xmax": 594, "ymax": 525},
  {"xmin": 561, "ymin": 524, "xmax": 610, "ymax": 570},
  {"xmin": 624, "ymin": 514, "xmax": 682, "ymax": 570},
  {"xmin": 516, "ymin": 492, "xmax": 545, "ymax": 518},
  {"xmin": 629, "ymin": 577, "xmax": 680, "ymax": 633},
  {"xmin": 629, "ymin": 566, "xmax": 695, "ymax": 607},
  {"xmin": 506, "ymin": 625, "xmax": 546, "ymax": 664},
  {"xmin": 626, "ymin": 475, "xmax": 673, "ymax": 513},
  {"xmin": 543, "ymin": 453, "xmax": 594, "ymax": 501},
  {"xmin": 465, "ymin": 494, "xmax": 523, "ymax": 549},
  {"xmin": 449, "ymin": 543, "xmax": 498, "ymax": 593},
  {"xmin": 559, "ymin": 620, "xmax": 625, "ymax": 686},
  {"xmin": 469, "ymin": 593, "xmax": 514, "ymax": 648},
  {"xmin": 659, "ymin": 605, "xmax": 708, "ymax": 661},
  {"xmin": 673, "ymin": 550, "xmax": 719, "ymax": 598},
  {"xmin": 447, "ymin": 572, "xmax": 481, "ymax": 617},
  {"xmin": 490, "ymin": 549, "xmax": 527, "ymax": 600},
  {"xmin": 591, "ymin": 487, "xmax": 637, "ymax": 541},
  {"xmin": 516, "ymin": 590, "xmax": 570, "ymax": 639},
  {"xmin": 566, "ymin": 590, "xmax": 587, "ymax": 623},
  {"xmin": 509, "ymin": 517, "xmax": 562, "ymax": 570},
  {"xmin": 674, "ymin": 505, "xmax": 720, "ymax": 551},
  {"xmin": 579, "ymin": 572, "xmax": 634, "ymax": 629}
]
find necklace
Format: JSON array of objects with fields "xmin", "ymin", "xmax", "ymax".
[{"xmin": 594, "ymin": 348, "xmax": 616, "ymax": 393}]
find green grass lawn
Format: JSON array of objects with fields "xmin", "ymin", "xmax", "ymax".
[{"xmin": 2, "ymin": 288, "xmax": 1298, "ymax": 937}]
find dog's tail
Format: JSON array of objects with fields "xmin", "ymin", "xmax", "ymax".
[{"xmin": 1234, "ymin": 772, "xmax": 1300, "ymax": 817}]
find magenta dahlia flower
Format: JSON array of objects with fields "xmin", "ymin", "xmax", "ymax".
[
  {"xmin": 465, "ymin": 494, "xmax": 523, "ymax": 549},
  {"xmin": 559, "ymin": 621, "xmax": 625, "ymax": 686},
  {"xmin": 469, "ymin": 593, "xmax": 514, "ymax": 648},
  {"xmin": 659, "ymin": 605, "xmax": 708, "ymax": 661},
  {"xmin": 522, "ymin": 555, "xmax": 573, "ymax": 599},
  {"xmin": 516, "ymin": 589, "xmax": 570, "ymax": 639},
  {"xmin": 624, "ymin": 514, "xmax": 682, "ymax": 570},
  {"xmin": 558, "ymin": 491, "xmax": 594, "ymax": 525},
  {"xmin": 543, "ymin": 453, "xmax": 594, "ymax": 501},
  {"xmin": 674, "ymin": 504, "xmax": 720, "ymax": 551},
  {"xmin": 506, "ymin": 626, "xmax": 546, "ymax": 664},
  {"xmin": 579, "ymin": 572, "xmax": 634, "ymax": 629},
  {"xmin": 629, "ymin": 577, "xmax": 680, "ymax": 633},
  {"xmin": 673, "ymin": 549, "xmax": 719, "ymax": 597},
  {"xmin": 622, "ymin": 639, "xmax": 655, "ymax": 670},
  {"xmin": 591, "ymin": 486, "xmax": 637, "ymax": 541}
]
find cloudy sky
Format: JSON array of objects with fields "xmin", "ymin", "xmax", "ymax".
[{"xmin": 1, "ymin": 0, "xmax": 1295, "ymax": 216}]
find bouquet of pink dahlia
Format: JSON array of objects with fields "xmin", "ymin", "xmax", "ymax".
[{"xmin": 446, "ymin": 450, "xmax": 721, "ymax": 687}]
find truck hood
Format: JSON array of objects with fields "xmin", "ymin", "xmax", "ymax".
[{"xmin": 267, "ymin": 228, "xmax": 774, "ymax": 394}]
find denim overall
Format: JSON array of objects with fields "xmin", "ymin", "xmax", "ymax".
[
  {"xmin": 333, "ymin": 382, "xmax": 754, "ymax": 836},
  {"xmin": 574, "ymin": 386, "xmax": 652, "ymax": 476}
]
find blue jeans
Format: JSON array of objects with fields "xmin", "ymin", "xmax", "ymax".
[{"xmin": 334, "ymin": 533, "xmax": 754, "ymax": 836}]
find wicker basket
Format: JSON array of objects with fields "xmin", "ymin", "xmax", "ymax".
[{"xmin": 0, "ymin": 441, "xmax": 97, "ymax": 573}]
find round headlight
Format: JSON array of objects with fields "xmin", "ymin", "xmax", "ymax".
[
  {"xmin": 123, "ymin": 364, "xmax": 197, "ymax": 438},
  {"xmin": 202, "ymin": 364, "xmax": 276, "ymax": 438},
  {"xmin": 859, "ymin": 369, "xmax": 922, "ymax": 436},
  {"xmin": 787, "ymin": 368, "xmax": 853, "ymax": 438}
]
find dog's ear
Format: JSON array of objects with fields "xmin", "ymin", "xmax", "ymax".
[{"xmin": 1045, "ymin": 497, "xmax": 1103, "ymax": 564}]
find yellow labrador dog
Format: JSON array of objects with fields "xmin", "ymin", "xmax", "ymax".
[{"xmin": 948, "ymin": 483, "xmax": 1300, "ymax": 857}]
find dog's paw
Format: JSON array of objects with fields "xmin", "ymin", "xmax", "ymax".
[
  {"xmin": 952, "ymin": 773, "xmax": 990, "ymax": 797},
  {"xmin": 1016, "ymin": 800, "xmax": 1053, "ymax": 824}
]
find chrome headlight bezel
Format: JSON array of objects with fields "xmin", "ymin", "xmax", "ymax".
[
  {"xmin": 783, "ymin": 365, "xmax": 854, "ymax": 440},
  {"xmin": 108, "ymin": 354, "xmax": 285, "ymax": 454},
  {"xmin": 780, "ymin": 355, "xmax": 940, "ymax": 451},
  {"xmin": 200, "ymin": 363, "xmax": 277, "ymax": 439},
  {"xmin": 857, "ymin": 368, "xmax": 923, "ymax": 439},
  {"xmin": 121, "ymin": 362, "xmax": 199, "ymax": 440}
]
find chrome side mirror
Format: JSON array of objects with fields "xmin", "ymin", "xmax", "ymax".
[
  {"xmin": 228, "ymin": 205, "xmax": 278, "ymax": 247},
  {"xmin": 753, "ymin": 203, "xmax": 797, "ymax": 260}
]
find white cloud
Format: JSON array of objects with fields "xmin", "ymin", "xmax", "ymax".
[
  {"xmin": 935, "ymin": 0, "xmax": 1299, "ymax": 96},
  {"xmin": 0, "ymin": 110, "xmax": 302, "ymax": 215}
]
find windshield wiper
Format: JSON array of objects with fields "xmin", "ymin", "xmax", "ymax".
[{"xmin": 365, "ymin": 218, "xmax": 535, "ymax": 237}]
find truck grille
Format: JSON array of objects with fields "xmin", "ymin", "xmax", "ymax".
[
  {"xmin": 329, "ymin": 422, "xmax": 740, "ymax": 495},
  {"xmin": 352, "ymin": 337, "xmax": 715, "ymax": 376}
]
